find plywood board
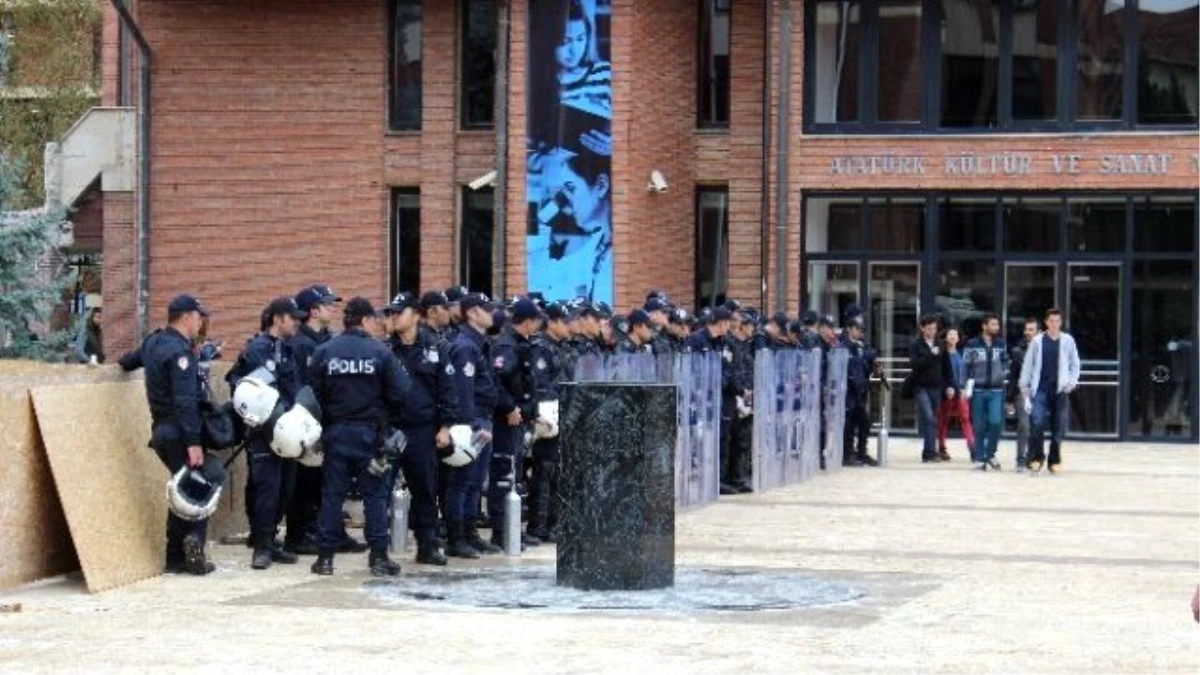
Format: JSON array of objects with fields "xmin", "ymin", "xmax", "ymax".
[
  {"xmin": 0, "ymin": 385, "xmax": 77, "ymax": 590},
  {"xmin": 30, "ymin": 381, "xmax": 163, "ymax": 593}
]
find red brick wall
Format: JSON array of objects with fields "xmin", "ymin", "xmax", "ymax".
[
  {"xmin": 136, "ymin": 0, "xmax": 388, "ymax": 347},
  {"xmin": 100, "ymin": 191, "xmax": 136, "ymax": 356}
]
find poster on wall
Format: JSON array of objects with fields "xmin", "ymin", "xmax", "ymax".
[{"xmin": 526, "ymin": 0, "xmax": 613, "ymax": 304}]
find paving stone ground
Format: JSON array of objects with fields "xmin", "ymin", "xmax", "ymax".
[{"xmin": 1, "ymin": 439, "xmax": 1197, "ymax": 674}]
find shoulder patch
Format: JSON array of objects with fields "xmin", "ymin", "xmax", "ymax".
[
  {"xmin": 463, "ymin": 362, "xmax": 475, "ymax": 378},
  {"xmin": 494, "ymin": 356, "xmax": 506, "ymax": 370},
  {"xmin": 177, "ymin": 355, "xmax": 190, "ymax": 371},
  {"xmin": 445, "ymin": 364, "xmax": 456, "ymax": 376},
  {"xmin": 536, "ymin": 358, "xmax": 547, "ymax": 370}
]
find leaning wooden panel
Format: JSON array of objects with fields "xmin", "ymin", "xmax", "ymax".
[
  {"xmin": 0, "ymin": 385, "xmax": 77, "ymax": 591},
  {"xmin": 30, "ymin": 382, "xmax": 163, "ymax": 593}
]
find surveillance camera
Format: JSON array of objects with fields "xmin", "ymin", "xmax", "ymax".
[
  {"xmin": 467, "ymin": 169, "xmax": 497, "ymax": 191},
  {"xmin": 647, "ymin": 170, "xmax": 668, "ymax": 193}
]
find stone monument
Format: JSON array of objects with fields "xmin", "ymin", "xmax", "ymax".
[{"xmin": 555, "ymin": 382, "xmax": 677, "ymax": 591}]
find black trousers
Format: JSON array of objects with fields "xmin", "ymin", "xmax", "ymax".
[
  {"xmin": 528, "ymin": 437, "xmax": 560, "ymax": 535},
  {"xmin": 285, "ymin": 464, "xmax": 322, "ymax": 545},
  {"xmin": 153, "ymin": 439, "xmax": 208, "ymax": 562},
  {"xmin": 247, "ymin": 438, "xmax": 295, "ymax": 547},
  {"xmin": 398, "ymin": 424, "xmax": 440, "ymax": 547}
]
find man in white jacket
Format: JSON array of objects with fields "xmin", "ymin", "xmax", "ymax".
[{"xmin": 1018, "ymin": 308, "xmax": 1081, "ymax": 473}]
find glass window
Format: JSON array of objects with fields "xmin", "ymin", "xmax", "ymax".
[
  {"xmin": 1134, "ymin": 196, "xmax": 1196, "ymax": 252},
  {"xmin": 806, "ymin": 197, "xmax": 862, "ymax": 252},
  {"xmin": 940, "ymin": 0, "xmax": 999, "ymax": 128},
  {"xmin": 936, "ymin": 260, "xmax": 997, "ymax": 336},
  {"xmin": 698, "ymin": 0, "xmax": 731, "ymax": 127},
  {"xmin": 1003, "ymin": 264, "xmax": 1057, "ymax": 348},
  {"xmin": 1076, "ymin": 0, "xmax": 1123, "ymax": 121},
  {"xmin": 813, "ymin": 1, "xmax": 862, "ymax": 123},
  {"xmin": 808, "ymin": 262, "xmax": 861, "ymax": 322},
  {"xmin": 461, "ymin": 0, "xmax": 497, "ymax": 128},
  {"xmin": 390, "ymin": 189, "xmax": 421, "ymax": 296},
  {"xmin": 877, "ymin": 0, "xmax": 923, "ymax": 122},
  {"xmin": 1129, "ymin": 259, "xmax": 1195, "ymax": 438},
  {"xmin": 938, "ymin": 197, "xmax": 995, "ymax": 252},
  {"xmin": 390, "ymin": 0, "xmax": 423, "ymax": 131},
  {"xmin": 866, "ymin": 197, "xmax": 924, "ymax": 252},
  {"xmin": 1002, "ymin": 197, "xmax": 1060, "ymax": 252},
  {"xmin": 1011, "ymin": 0, "xmax": 1059, "ymax": 121},
  {"xmin": 1067, "ymin": 197, "xmax": 1125, "ymax": 252},
  {"xmin": 460, "ymin": 187, "xmax": 494, "ymax": 295},
  {"xmin": 1136, "ymin": 0, "xmax": 1199, "ymax": 125},
  {"xmin": 696, "ymin": 188, "xmax": 730, "ymax": 308}
]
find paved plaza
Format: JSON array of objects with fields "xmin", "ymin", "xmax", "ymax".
[{"xmin": 1, "ymin": 440, "xmax": 1196, "ymax": 674}]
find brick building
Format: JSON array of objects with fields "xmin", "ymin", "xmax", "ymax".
[{"xmin": 78, "ymin": 0, "xmax": 1196, "ymax": 440}]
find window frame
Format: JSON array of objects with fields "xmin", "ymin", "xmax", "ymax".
[
  {"xmin": 389, "ymin": 0, "xmax": 423, "ymax": 132},
  {"xmin": 389, "ymin": 187, "xmax": 422, "ymax": 297},
  {"xmin": 802, "ymin": 0, "xmax": 1200, "ymax": 134},
  {"xmin": 696, "ymin": 0, "xmax": 732, "ymax": 130},
  {"xmin": 459, "ymin": 0, "xmax": 497, "ymax": 130}
]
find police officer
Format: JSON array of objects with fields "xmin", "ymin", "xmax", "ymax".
[
  {"xmin": 308, "ymin": 297, "xmax": 412, "ymax": 577},
  {"xmin": 685, "ymin": 307, "xmax": 748, "ymax": 494},
  {"xmin": 420, "ymin": 290, "xmax": 454, "ymax": 339},
  {"xmin": 284, "ymin": 284, "xmax": 367, "ymax": 556},
  {"xmin": 726, "ymin": 309, "xmax": 757, "ymax": 493},
  {"xmin": 765, "ymin": 312, "xmax": 794, "ymax": 350},
  {"xmin": 841, "ymin": 315, "xmax": 879, "ymax": 467},
  {"xmin": 231, "ymin": 296, "xmax": 308, "ymax": 569},
  {"xmin": 797, "ymin": 310, "xmax": 821, "ymax": 350},
  {"xmin": 817, "ymin": 314, "xmax": 842, "ymax": 470},
  {"xmin": 527, "ymin": 301, "xmax": 571, "ymax": 542},
  {"xmin": 443, "ymin": 285, "xmax": 469, "ymax": 342},
  {"xmin": 644, "ymin": 296, "xmax": 675, "ymax": 355},
  {"xmin": 567, "ymin": 302, "xmax": 603, "ymax": 359},
  {"xmin": 384, "ymin": 292, "xmax": 460, "ymax": 566},
  {"xmin": 489, "ymin": 298, "xmax": 543, "ymax": 549},
  {"xmin": 446, "ymin": 293, "xmax": 501, "ymax": 558},
  {"xmin": 618, "ymin": 309, "xmax": 655, "ymax": 354},
  {"xmin": 664, "ymin": 308, "xmax": 692, "ymax": 351},
  {"xmin": 138, "ymin": 294, "xmax": 218, "ymax": 575}
]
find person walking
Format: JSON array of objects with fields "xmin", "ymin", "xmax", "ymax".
[{"xmin": 1018, "ymin": 308, "xmax": 1081, "ymax": 473}]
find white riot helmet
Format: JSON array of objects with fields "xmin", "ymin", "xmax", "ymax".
[
  {"xmin": 269, "ymin": 386, "xmax": 323, "ymax": 459},
  {"xmin": 232, "ymin": 367, "xmax": 280, "ymax": 428},
  {"xmin": 440, "ymin": 424, "xmax": 487, "ymax": 467},
  {"xmin": 297, "ymin": 443, "xmax": 324, "ymax": 467},
  {"xmin": 165, "ymin": 457, "xmax": 226, "ymax": 522},
  {"xmin": 533, "ymin": 400, "xmax": 560, "ymax": 440}
]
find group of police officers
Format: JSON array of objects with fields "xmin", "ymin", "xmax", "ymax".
[{"xmin": 133, "ymin": 285, "xmax": 882, "ymax": 577}]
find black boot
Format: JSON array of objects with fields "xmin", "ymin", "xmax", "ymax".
[
  {"xmin": 284, "ymin": 534, "xmax": 320, "ymax": 556},
  {"xmin": 467, "ymin": 524, "xmax": 501, "ymax": 555},
  {"xmin": 369, "ymin": 550, "xmax": 402, "ymax": 577},
  {"xmin": 337, "ymin": 531, "xmax": 369, "ymax": 554},
  {"xmin": 270, "ymin": 540, "xmax": 298, "ymax": 564},
  {"xmin": 311, "ymin": 551, "xmax": 334, "ymax": 576},
  {"xmin": 446, "ymin": 521, "xmax": 479, "ymax": 559},
  {"xmin": 857, "ymin": 452, "xmax": 879, "ymax": 467},
  {"xmin": 251, "ymin": 537, "xmax": 273, "ymax": 570},
  {"xmin": 182, "ymin": 534, "xmax": 215, "ymax": 576},
  {"xmin": 415, "ymin": 540, "xmax": 448, "ymax": 566}
]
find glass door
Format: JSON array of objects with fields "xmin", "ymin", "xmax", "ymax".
[
  {"xmin": 868, "ymin": 263, "xmax": 920, "ymax": 433},
  {"xmin": 1128, "ymin": 260, "xmax": 1195, "ymax": 439},
  {"xmin": 1004, "ymin": 263, "xmax": 1057, "ymax": 348},
  {"xmin": 1066, "ymin": 263, "xmax": 1121, "ymax": 437},
  {"xmin": 807, "ymin": 262, "xmax": 860, "ymax": 320}
]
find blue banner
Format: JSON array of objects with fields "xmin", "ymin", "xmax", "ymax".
[{"xmin": 526, "ymin": 0, "xmax": 613, "ymax": 304}]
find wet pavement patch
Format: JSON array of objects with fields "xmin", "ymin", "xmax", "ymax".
[{"xmin": 361, "ymin": 566, "xmax": 867, "ymax": 614}]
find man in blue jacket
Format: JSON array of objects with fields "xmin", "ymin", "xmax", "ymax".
[{"xmin": 963, "ymin": 313, "xmax": 1010, "ymax": 471}]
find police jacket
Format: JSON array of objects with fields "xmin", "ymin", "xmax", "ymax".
[
  {"xmin": 450, "ymin": 323, "xmax": 500, "ymax": 421},
  {"xmin": 566, "ymin": 334, "xmax": 599, "ymax": 361},
  {"xmin": 685, "ymin": 329, "xmax": 742, "ymax": 400},
  {"xmin": 289, "ymin": 322, "xmax": 332, "ymax": 386},
  {"xmin": 531, "ymin": 334, "xmax": 570, "ymax": 402},
  {"xmin": 730, "ymin": 335, "xmax": 756, "ymax": 393},
  {"xmin": 491, "ymin": 326, "xmax": 538, "ymax": 420},
  {"xmin": 962, "ymin": 336, "xmax": 1010, "ymax": 391},
  {"xmin": 140, "ymin": 327, "xmax": 205, "ymax": 447},
  {"xmin": 908, "ymin": 338, "xmax": 954, "ymax": 392},
  {"xmin": 308, "ymin": 328, "xmax": 411, "ymax": 428},
  {"xmin": 796, "ymin": 329, "xmax": 820, "ymax": 351},
  {"xmin": 841, "ymin": 334, "xmax": 877, "ymax": 398},
  {"xmin": 388, "ymin": 327, "xmax": 462, "ymax": 429},
  {"xmin": 649, "ymin": 331, "xmax": 674, "ymax": 356},
  {"xmin": 235, "ymin": 332, "xmax": 302, "ymax": 410},
  {"xmin": 616, "ymin": 334, "xmax": 651, "ymax": 355}
]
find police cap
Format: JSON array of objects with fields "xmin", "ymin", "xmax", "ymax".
[
  {"xmin": 460, "ymin": 293, "xmax": 497, "ymax": 313},
  {"xmin": 343, "ymin": 297, "xmax": 378, "ymax": 321},
  {"xmin": 265, "ymin": 296, "xmax": 306, "ymax": 320},
  {"xmin": 511, "ymin": 298, "xmax": 544, "ymax": 323},
  {"xmin": 544, "ymin": 302, "xmax": 570, "ymax": 322},
  {"xmin": 385, "ymin": 292, "xmax": 420, "ymax": 314},
  {"xmin": 444, "ymin": 286, "xmax": 469, "ymax": 304},
  {"xmin": 627, "ymin": 309, "xmax": 653, "ymax": 327},
  {"xmin": 802, "ymin": 310, "xmax": 820, "ymax": 326},
  {"xmin": 419, "ymin": 291, "xmax": 448, "ymax": 310},
  {"xmin": 711, "ymin": 307, "xmax": 734, "ymax": 323},
  {"xmin": 669, "ymin": 308, "xmax": 691, "ymax": 326},
  {"xmin": 818, "ymin": 314, "xmax": 837, "ymax": 328},
  {"xmin": 644, "ymin": 296, "xmax": 671, "ymax": 313},
  {"xmin": 168, "ymin": 294, "xmax": 209, "ymax": 317}
]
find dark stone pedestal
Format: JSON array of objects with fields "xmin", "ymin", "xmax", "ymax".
[{"xmin": 556, "ymin": 383, "xmax": 677, "ymax": 591}]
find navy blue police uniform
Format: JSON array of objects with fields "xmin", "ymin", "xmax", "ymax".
[
  {"xmin": 307, "ymin": 299, "xmax": 412, "ymax": 573},
  {"xmin": 135, "ymin": 295, "xmax": 215, "ymax": 574},
  {"xmin": 230, "ymin": 297, "xmax": 305, "ymax": 566},
  {"xmin": 488, "ymin": 299, "xmax": 542, "ymax": 547},
  {"xmin": 527, "ymin": 306, "xmax": 569, "ymax": 541},
  {"xmin": 446, "ymin": 294, "xmax": 502, "ymax": 555},
  {"xmin": 841, "ymin": 325, "xmax": 878, "ymax": 466},
  {"xmin": 385, "ymin": 293, "xmax": 462, "ymax": 564}
]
